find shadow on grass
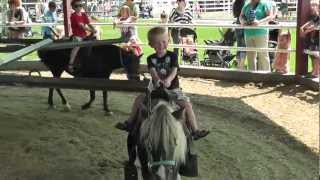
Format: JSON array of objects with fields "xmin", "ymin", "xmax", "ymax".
[
  {"xmin": 188, "ymin": 93, "xmax": 318, "ymax": 180},
  {"xmin": 214, "ymin": 80, "xmax": 319, "ymax": 104}
]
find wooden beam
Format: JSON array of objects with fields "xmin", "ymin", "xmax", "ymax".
[
  {"xmin": 0, "ymin": 39, "xmax": 53, "ymax": 67},
  {"xmin": 296, "ymin": 0, "xmax": 310, "ymax": 75},
  {"xmin": 0, "ymin": 44, "xmax": 26, "ymax": 52},
  {"xmin": 2, "ymin": 61, "xmax": 317, "ymax": 91},
  {"xmin": 40, "ymin": 38, "xmax": 121, "ymax": 50},
  {"xmin": 0, "ymin": 61, "xmax": 297, "ymax": 84},
  {"xmin": 0, "ymin": 38, "xmax": 43, "ymax": 45},
  {"xmin": 0, "ymin": 75, "xmax": 149, "ymax": 92}
]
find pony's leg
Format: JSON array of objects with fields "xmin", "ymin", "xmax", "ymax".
[
  {"xmin": 81, "ymin": 90, "xmax": 95, "ymax": 110},
  {"xmin": 127, "ymin": 133, "xmax": 137, "ymax": 164},
  {"xmin": 48, "ymin": 88, "xmax": 55, "ymax": 109},
  {"xmin": 56, "ymin": 88, "xmax": 71, "ymax": 111},
  {"xmin": 102, "ymin": 91, "xmax": 113, "ymax": 116}
]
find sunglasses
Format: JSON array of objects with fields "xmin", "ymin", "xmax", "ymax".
[{"xmin": 74, "ymin": 4, "xmax": 82, "ymax": 8}]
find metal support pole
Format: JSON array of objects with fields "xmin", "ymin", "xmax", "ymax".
[
  {"xmin": 295, "ymin": 0, "xmax": 310, "ymax": 75},
  {"xmin": 63, "ymin": 0, "xmax": 72, "ymax": 37},
  {"xmin": 0, "ymin": 0, "xmax": 7, "ymax": 38}
]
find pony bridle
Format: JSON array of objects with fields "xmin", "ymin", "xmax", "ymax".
[
  {"xmin": 148, "ymin": 160, "xmax": 177, "ymax": 169},
  {"xmin": 145, "ymin": 81, "xmax": 178, "ymax": 169}
]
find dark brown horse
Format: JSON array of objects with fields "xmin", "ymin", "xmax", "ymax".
[{"xmin": 37, "ymin": 42, "xmax": 140, "ymax": 115}]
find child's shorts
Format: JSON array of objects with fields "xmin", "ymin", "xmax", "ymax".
[
  {"xmin": 167, "ymin": 88, "xmax": 190, "ymax": 102},
  {"xmin": 72, "ymin": 36, "xmax": 83, "ymax": 42}
]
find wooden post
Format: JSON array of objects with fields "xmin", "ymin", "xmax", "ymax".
[
  {"xmin": 295, "ymin": 0, "xmax": 310, "ymax": 75},
  {"xmin": 63, "ymin": 0, "xmax": 72, "ymax": 37}
]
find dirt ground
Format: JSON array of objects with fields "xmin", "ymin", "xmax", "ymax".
[{"xmin": 0, "ymin": 72, "xmax": 318, "ymax": 180}]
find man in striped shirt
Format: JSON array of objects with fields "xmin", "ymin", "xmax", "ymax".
[{"xmin": 169, "ymin": 0, "xmax": 193, "ymax": 57}]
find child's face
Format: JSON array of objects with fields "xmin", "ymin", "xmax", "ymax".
[
  {"xmin": 49, "ymin": 6, "xmax": 56, "ymax": 12},
  {"xmin": 150, "ymin": 33, "xmax": 169, "ymax": 54},
  {"xmin": 73, "ymin": 2, "xmax": 83, "ymax": 12},
  {"xmin": 161, "ymin": 17, "xmax": 168, "ymax": 23},
  {"xmin": 278, "ymin": 34, "xmax": 290, "ymax": 49}
]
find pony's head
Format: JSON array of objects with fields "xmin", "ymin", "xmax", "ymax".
[{"xmin": 139, "ymin": 100, "xmax": 187, "ymax": 180}]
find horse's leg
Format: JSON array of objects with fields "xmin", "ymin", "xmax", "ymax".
[
  {"xmin": 48, "ymin": 88, "xmax": 55, "ymax": 109},
  {"xmin": 48, "ymin": 70, "xmax": 64, "ymax": 110},
  {"xmin": 56, "ymin": 88, "xmax": 71, "ymax": 111},
  {"xmin": 81, "ymin": 90, "xmax": 95, "ymax": 110},
  {"xmin": 127, "ymin": 133, "xmax": 137, "ymax": 164},
  {"xmin": 102, "ymin": 90, "xmax": 113, "ymax": 116}
]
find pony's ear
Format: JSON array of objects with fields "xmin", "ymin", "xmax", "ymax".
[{"xmin": 172, "ymin": 108, "xmax": 185, "ymax": 119}]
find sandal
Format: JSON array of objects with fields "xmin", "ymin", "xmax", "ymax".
[
  {"xmin": 192, "ymin": 130, "xmax": 210, "ymax": 141},
  {"xmin": 115, "ymin": 121, "xmax": 132, "ymax": 132}
]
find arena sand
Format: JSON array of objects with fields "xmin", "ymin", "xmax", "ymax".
[{"xmin": 0, "ymin": 72, "xmax": 318, "ymax": 180}]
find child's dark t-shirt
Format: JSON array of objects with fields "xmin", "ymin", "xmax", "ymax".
[{"xmin": 147, "ymin": 51, "xmax": 179, "ymax": 90}]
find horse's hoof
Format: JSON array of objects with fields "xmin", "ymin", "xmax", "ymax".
[
  {"xmin": 81, "ymin": 104, "xmax": 90, "ymax": 110},
  {"xmin": 48, "ymin": 105, "xmax": 56, "ymax": 110},
  {"xmin": 63, "ymin": 103, "xmax": 71, "ymax": 112},
  {"xmin": 105, "ymin": 111, "xmax": 113, "ymax": 116}
]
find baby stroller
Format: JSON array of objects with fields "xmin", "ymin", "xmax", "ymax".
[
  {"xmin": 179, "ymin": 28, "xmax": 200, "ymax": 65},
  {"xmin": 202, "ymin": 28, "xmax": 236, "ymax": 68},
  {"xmin": 268, "ymin": 20, "xmax": 280, "ymax": 70}
]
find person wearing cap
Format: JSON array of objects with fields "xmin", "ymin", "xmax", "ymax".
[{"xmin": 42, "ymin": 1, "xmax": 58, "ymax": 39}]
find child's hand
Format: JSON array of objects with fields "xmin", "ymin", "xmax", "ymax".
[
  {"xmin": 162, "ymin": 79, "xmax": 171, "ymax": 88},
  {"xmin": 251, "ymin": 20, "xmax": 260, "ymax": 26}
]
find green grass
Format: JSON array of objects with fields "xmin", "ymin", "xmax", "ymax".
[{"xmin": 1, "ymin": 20, "xmax": 313, "ymax": 73}]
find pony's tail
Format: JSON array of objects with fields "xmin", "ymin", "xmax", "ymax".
[{"xmin": 140, "ymin": 103, "xmax": 187, "ymax": 164}]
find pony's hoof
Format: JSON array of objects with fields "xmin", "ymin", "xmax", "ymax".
[
  {"xmin": 48, "ymin": 105, "xmax": 56, "ymax": 110},
  {"xmin": 81, "ymin": 104, "xmax": 90, "ymax": 110},
  {"xmin": 63, "ymin": 103, "xmax": 71, "ymax": 112},
  {"xmin": 105, "ymin": 111, "xmax": 113, "ymax": 116}
]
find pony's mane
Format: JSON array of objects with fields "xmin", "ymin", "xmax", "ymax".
[{"xmin": 140, "ymin": 100, "xmax": 187, "ymax": 164}]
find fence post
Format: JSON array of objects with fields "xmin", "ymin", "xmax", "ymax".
[
  {"xmin": 63, "ymin": 0, "xmax": 72, "ymax": 37},
  {"xmin": 0, "ymin": 0, "xmax": 7, "ymax": 38},
  {"xmin": 295, "ymin": 0, "xmax": 310, "ymax": 75}
]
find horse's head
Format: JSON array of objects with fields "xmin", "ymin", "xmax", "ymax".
[{"xmin": 139, "ymin": 99, "xmax": 187, "ymax": 180}]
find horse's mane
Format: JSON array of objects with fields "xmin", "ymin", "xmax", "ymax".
[{"xmin": 140, "ymin": 100, "xmax": 187, "ymax": 165}]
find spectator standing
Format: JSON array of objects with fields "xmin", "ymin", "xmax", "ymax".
[
  {"xmin": 193, "ymin": 1, "xmax": 201, "ymax": 19},
  {"xmin": 240, "ymin": 0, "xmax": 273, "ymax": 71},
  {"xmin": 42, "ymin": 1, "xmax": 58, "ymax": 39},
  {"xmin": 272, "ymin": 30, "xmax": 291, "ymax": 74},
  {"xmin": 300, "ymin": 0, "xmax": 320, "ymax": 77},
  {"xmin": 114, "ymin": 5, "xmax": 136, "ymax": 42},
  {"xmin": 233, "ymin": 0, "xmax": 246, "ymax": 69},
  {"xmin": 116, "ymin": 0, "xmax": 139, "ymax": 41},
  {"xmin": 279, "ymin": 0, "xmax": 289, "ymax": 20},
  {"xmin": 7, "ymin": 0, "xmax": 28, "ymax": 39},
  {"xmin": 169, "ymin": 0, "xmax": 193, "ymax": 57}
]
